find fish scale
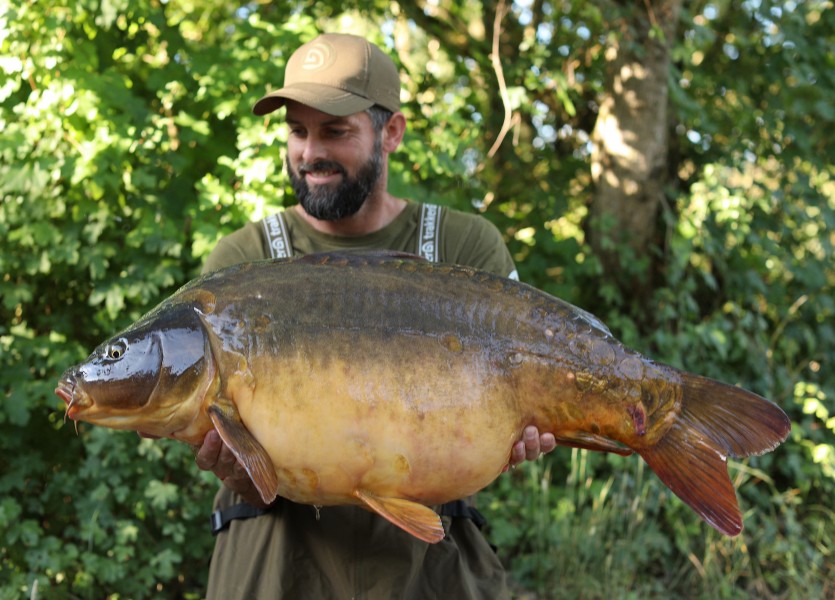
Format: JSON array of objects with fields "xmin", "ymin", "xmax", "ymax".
[{"xmin": 56, "ymin": 251, "xmax": 790, "ymax": 543}]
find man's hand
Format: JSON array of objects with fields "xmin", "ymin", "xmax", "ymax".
[
  {"xmin": 506, "ymin": 426, "xmax": 557, "ymax": 470},
  {"xmin": 194, "ymin": 430, "xmax": 269, "ymax": 508}
]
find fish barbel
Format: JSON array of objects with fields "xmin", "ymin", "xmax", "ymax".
[{"xmin": 55, "ymin": 252, "xmax": 790, "ymax": 543}]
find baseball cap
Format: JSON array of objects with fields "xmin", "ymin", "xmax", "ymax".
[{"xmin": 252, "ymin": 33, "xmax": 401, "ymax": 117}]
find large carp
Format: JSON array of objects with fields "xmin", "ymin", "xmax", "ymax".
[{"xmin": 55, "ymin": 252, "xmax": 790, "ymax": 543}]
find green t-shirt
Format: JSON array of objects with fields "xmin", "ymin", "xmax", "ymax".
[
  {"xmin": 203, "ymin": 200, "xmax": 517, "ymax": 279},
  {"xmin": 203, "ymin": 201, "xmax": 517, "ymax": 599}
]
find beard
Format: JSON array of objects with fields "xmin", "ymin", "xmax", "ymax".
[{"xmin": 287, "ymin": 139, "xmax": 383, "ymax": 221}]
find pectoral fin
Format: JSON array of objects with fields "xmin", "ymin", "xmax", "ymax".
[
  {"xmin": 354, "ymin": 489, "xmax": 445, "ymax": 544},
  {"xmin": 554, "ymin": 431, "xmax": 634, "ymax": 456},
  {"xmin": 208, "ymin": 397, "xmax": 278, "ymax": 505}
]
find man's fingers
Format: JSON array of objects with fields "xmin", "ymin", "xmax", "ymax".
[
  {"xmin": 523, "ymin": 425, "xmax": 540, "ymax": 461},
  {"xmin": 195, "ymin": 430, "xmax": 241, "ymax": 481},
  {"xmin": 194, "ymin": 430, "xmax": 223, "ymax": 471},
  {"xmin": 192, "ymin": 430, "xmax": 265, "ymax": 505},
  {"xmin": 540, "ymin": 432, "xmax": 557, "ymax": 454},
  {"xmin": 509, "ymin": 440, "xmax": 526, "ymax": 466},
  {"xmin": 507, "ymin": 427, "xmax": 558, "ymax": 468},
  {"xmin": 229, "ymin": 461, "xmax": 249, "ymax": 481}
]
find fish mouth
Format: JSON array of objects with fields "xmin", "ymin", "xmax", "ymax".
[
  {"xmin": 55, "ymin": 377, "xmax": 84, "ymax": 423},
  {"xmin": 55, "ymin": 382, "xmax": 73, "ymax": 405}
]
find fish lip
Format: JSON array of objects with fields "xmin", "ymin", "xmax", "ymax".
[
  {"xmin": 55, "ymin": 377, "xmax": 84, "ymax": 422},
  {"xmin": 55, "ymin": 381, "xmax": 73, "ymax": 405}
]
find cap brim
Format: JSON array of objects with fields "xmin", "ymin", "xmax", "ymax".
[{"xmin": 252, "ymin": 83, "xmax": 375, "ymax": 117}]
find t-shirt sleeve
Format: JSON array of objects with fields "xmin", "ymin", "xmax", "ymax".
[
  {"xmin": 202, "ymin": 222, "xmax": 267, "ymax": 275},
  {"xmin": 440, "ymin": 210, "xmax": 517, "ymax": 279}
]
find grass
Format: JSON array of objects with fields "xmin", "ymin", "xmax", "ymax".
[{"xmin": 481, "ymin": 448, "xmax": 833, "ymax": 600}]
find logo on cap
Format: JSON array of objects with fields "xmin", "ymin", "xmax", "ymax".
[{"xmin": 302, "ymin": 41, "xmax": 336, "ymax": 71}]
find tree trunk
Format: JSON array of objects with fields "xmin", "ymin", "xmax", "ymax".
[{"xmin": 588, "ymin": 0, "xmax": 682, "ymax": 296}]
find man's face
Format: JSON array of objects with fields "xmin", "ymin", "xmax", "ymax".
[{"xmin": 285, "ymin": 102, "xmax": 384, "ymax": 221}]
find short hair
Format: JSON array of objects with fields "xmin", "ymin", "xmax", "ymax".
[{"xmin": 366, "ymin": 105, "xmax": 394, "ymax": 134}]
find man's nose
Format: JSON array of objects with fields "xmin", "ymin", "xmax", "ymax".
[{"xmin": 301, "ymin": 135, "xmax": 326, "ymax": 165}]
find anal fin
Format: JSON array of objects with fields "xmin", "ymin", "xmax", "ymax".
[
  {"xmin": 354, "ymin": 489, "xmax": 445, "ymax": 544},
  {"xmin": 208, "ymin": 397, "xmax": 279, "ymax": 506},
  {"xmin": 554, "ymin": 431, "xmax": 634, "ymax": 456}
]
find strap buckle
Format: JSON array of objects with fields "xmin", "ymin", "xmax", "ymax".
[
  {"xmin": 210, "ymin": 510, "xmax": 225, "ymax": 535},
  {"xmin": 210, "ymin": 503, "xmax": 273, "ymax": 535}
]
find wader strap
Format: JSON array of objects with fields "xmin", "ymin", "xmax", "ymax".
[
  {"xmin": 262, "ymin": 211, "xmax": 293, "ymax": 258},
  {"xmin": 437, "ymin": 499, "xmax": 488, "ymax": 530},
  {"xmin": 209, "ymin": 499, "xmax": 486, "ymax": 533},
  {"xmin": 210, "ymin": 502, "xmax": 272, "ymax": 535},
  {"xmin": 417, "ymin": 203, "xmax": 443, "ymax": 262},
  {"xmin": 263, "ymin": 204, "xmax": 442, "ymax": 261}
]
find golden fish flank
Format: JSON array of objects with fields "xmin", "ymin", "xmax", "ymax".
[{"xmin": 56, "ymin": 251, "xmax": 790, "ymax": 544}]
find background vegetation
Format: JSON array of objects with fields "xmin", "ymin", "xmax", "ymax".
[{"xmin": 2, "ymin": 0, "xmax": 832, "ymax": 598}]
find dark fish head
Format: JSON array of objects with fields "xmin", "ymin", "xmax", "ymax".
[{"xmin": 56, "ymin": 300, "xmax": 216, "ymax": 440}]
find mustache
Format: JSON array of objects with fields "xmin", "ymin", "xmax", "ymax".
[{"xmin": 297, "ymin": 160, "xmax": 346, "ymax": 177}]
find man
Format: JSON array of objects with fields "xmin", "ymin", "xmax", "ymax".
[{"xmin": 196, "ymin": 33, "xmax": 556, "ymax": 599}]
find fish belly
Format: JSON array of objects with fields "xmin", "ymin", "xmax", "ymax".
[{"xmin": 238, "ymin": 333, "xmax": 524, "ymax": 507}]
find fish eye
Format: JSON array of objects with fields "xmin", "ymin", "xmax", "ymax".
[{"xmin": 106, "ymin": 340, "xmax": 128, "ymax": 361}]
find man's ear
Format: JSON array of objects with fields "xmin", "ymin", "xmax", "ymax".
[{"xmin": 382, "ymin": 111, "xmax": 407, "ymax": 152}]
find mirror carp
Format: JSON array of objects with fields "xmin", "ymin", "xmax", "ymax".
[{"xmin": 55, "ymin": 252, "xmax": 790, "ymax": 543}]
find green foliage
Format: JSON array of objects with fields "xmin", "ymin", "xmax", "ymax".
[
  {"xmin": 0, "ymin": 1, "xmax": 307, "ymax": 596},
  {"xmin": 2, "ymin": 0, "xmax": 833, "ymax": 598}
]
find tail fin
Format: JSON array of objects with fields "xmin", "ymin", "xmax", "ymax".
[{"xmin": 639, "ymin": 373, "xmax": 790, "ymax": 536}]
